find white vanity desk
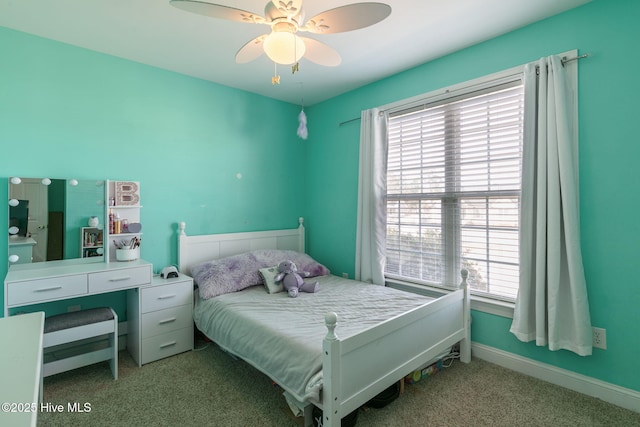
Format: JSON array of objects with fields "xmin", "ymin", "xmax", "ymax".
[
  {"xmin": 4, "ymin": 258, "xmax": 193, "ymax": 366},
  {"xmin": 4, "ymin": 258, "xmax": 152, "ymax": 317}
]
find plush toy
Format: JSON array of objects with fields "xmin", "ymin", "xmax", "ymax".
[
  {"xmin": 297, "ymin": 109, "xmax": 308, "ymax": 140},
  {"xmin": 274, "ymin": 260, "xmax": 319, "ymax": 298}
]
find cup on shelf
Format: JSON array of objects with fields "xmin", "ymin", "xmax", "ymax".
[{"xmin": 88, "ymin": 216, "xmax": 99, "ymax": 227}]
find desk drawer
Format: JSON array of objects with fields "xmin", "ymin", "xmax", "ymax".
[
  {"xmin": 141, "ymin": 328, "xmax": 192, "ymax": 364},
  {"xmin": 141, "ymin": 281, "xmax": 192, "ymax": 313},
  {"xmin": 141, "ymin": 304, "xmax": 192, "ymax": 339},
  {"xmin": 88, "ymin": 266, "xmax": 151, "ymax": 293},
  {"xmin": 7, "ymin": 275, "xmax": 87, "ymax": 306}
]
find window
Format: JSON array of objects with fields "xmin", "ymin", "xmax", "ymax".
[{"xmin": 385, "ymin": 78, "xmax": 524, "ymax": 301}]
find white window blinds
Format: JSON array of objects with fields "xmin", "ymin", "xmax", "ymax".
[{"xmin": 385, "ymin": 80, "xmax": 524, "ymax": 300}]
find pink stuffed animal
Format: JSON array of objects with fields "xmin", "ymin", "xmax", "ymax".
[{"xmin": 274, "ymin": 260, "xmax": 319, "ymax": 298}]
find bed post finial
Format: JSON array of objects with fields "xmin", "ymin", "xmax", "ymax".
[
  {"xmin": 459, "ymin": 269, "xmax": 469, "ymax": 289},
  {"xmin": 325, "ymin": 312, "xmax": 338, "ymax": 341},
  {"xmin": 459, "ymin": 268, "xmax": 471, "ymax": 363},
  {"xmin": 179, "ymin": 222, "xmax": 186, "ymax": 236}
]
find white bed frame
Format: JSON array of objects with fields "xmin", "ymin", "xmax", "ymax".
[{"xmin": 178, "ymin": 218, "xmax": 471, "ymax": 427}]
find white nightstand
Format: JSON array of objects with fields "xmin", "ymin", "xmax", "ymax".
[{"xmin": 127, "ymin": 273, "xmax": 194, "ymax": 366}]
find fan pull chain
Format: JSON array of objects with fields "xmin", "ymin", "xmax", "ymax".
[
  {"xmin": 272, "ymin": 62, "xmax": 280, "ymax": 85},
  {"xmin": 292, "ymin": 31, "xmax": 299, "ymax": 75}
]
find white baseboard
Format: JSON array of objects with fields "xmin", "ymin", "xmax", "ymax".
[{"xmin": 471, "ymin": 342, "xmax": 640, "ymax": 414}]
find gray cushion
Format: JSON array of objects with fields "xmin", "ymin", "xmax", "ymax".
[{"xmin": 44, "ymin": 307, "xmax": 115, "ymax": 333}]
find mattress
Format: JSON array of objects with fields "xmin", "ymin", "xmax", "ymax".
[{"xmin": 193, "ymin": 274, "xmax": 434, "ymax": 403}]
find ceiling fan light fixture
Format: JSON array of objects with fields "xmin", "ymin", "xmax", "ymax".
[
  {"xmin": 263, "ymin": 32, "xmax": 305, "ymax": 65},
  {"xmin": 170, "ymin": 0, "xmax": 392, "ymax": 70}
]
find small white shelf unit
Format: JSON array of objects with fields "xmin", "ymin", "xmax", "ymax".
[
  {"xmin": 106, "ymin": 181, "xmax": 142, "ymax": 263},
  {"xmin": 80, "ymin": 227, "xmax": 104, "ymax": 259}
]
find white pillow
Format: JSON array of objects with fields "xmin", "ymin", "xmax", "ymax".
[{"xmin": 259, "ymin": 266, "xmax": 283, "ymax": 294}]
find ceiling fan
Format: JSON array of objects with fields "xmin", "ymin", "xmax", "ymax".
[{"xmin": 169, "ymin": 0, "xmax": 392, "ymax": 71}]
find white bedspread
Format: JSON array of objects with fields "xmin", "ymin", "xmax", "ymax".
[{"xmin": 193, "ymin": 274, "xmax": 434, "ymax": 403}]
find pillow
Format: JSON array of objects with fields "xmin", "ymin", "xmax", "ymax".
[
  {"xmin": 251, "ymin": 249, "xmax": 330, "ymax": 278},
  {"xmin": 192, "ymin": 252, "xmax": 264, "ymax": 299},
  {"xmin": 192, "ymin": 249, "xmax": 330, "ymax": 300},
  {"xmin": 259, "ymin": 266, "xmax": 283, "ymax": 294}
]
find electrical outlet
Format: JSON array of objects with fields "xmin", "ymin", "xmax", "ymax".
[{"xmin": 592, "ymin": 327, "xmax": 607, "ymax": 350}]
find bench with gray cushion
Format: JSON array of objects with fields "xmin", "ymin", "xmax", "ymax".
[{"xmin": 41, "ymin": 307, "xmax": 118, "ymax": 398}]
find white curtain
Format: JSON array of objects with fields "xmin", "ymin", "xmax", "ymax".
[
  {"xmin": 510, "ymin": 55, "xmax": 592, "ymax": 356},
  {"xmin": 355, "ymin": 108, "xmax": 388, "ymax": 285}
]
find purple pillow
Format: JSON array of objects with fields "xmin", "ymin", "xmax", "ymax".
[{"xmin": 192, "ymin": 250, "xmax": 329, "ymax": 299}]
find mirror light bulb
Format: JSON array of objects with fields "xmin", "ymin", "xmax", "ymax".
[
  {"xmin": 41, "ymin": 178, "xmax": 52, "ymax": 185},
  {"xmin": 9, "ymin": 226, "xmax": 19, "ymax": 235},
  {"xmin": 69, "ymin": 179, "xmax": 79, "ymax": 186},
  {"xmin": 8, "ymin": 199, "xmax": 19, "ymax": 207},
  {"xmin": 8, "ymin": 254, "xmax": 19, "ymax": 263},
  {"xmin": 10, "ymin": 177, "xmax": 21, "ymax": 185}
]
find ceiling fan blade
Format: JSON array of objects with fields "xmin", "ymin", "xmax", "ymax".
[
  {"xmin": 169, "ymin": 0, "xmax": 266, "ymax": 24},
  {"xmin": 302, "ymin": 2, "xmax": 391, "ymax": 34},
  {"xmin": 299, "ymin": 37, "xmax": 341, "ymax": 66},
  {"xmin": 235, "ymin": 35, "xmax": 267, "ymax": 64}
]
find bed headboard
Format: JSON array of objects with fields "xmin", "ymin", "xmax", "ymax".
[{"xmin": 177, "ymin": 218, "xmax": 305, "ymax": 276}]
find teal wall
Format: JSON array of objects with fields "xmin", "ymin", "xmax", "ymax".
[
  {"xmin": 1, "ymin": 0, "xmax": 639, "ymax": 395},
  {"xmin": 0, "ymin": 27, "xmax": 304, "ymax": 316},
  {"xmin": 306, "ymin": 0, "xmax": 640, "ymax": 392}
]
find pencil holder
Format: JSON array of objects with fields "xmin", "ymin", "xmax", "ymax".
[{"xmin": 116, "ymin": 247, "xmax": 139, "ymax": 262}]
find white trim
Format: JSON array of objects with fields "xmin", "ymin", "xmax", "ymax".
[
  {"xmin": 470, "ymin": 295, "xmax": 514, "ymax": 318},
  {"xmin": 380, "ymin": 64, "xmax": 524, "ymax": 115},
  {"xmin": 472, "ymin": 343, "xmax": 640, "ymax": 414}
]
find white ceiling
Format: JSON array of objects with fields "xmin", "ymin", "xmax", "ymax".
[{"xmin": 0, "ymin": 0, "xmax": 590, "ymax": 106}]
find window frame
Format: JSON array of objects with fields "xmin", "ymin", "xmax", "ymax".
[
  {"xmin": 378, "ymin": 51, "xmax": 578, "ymax": 318},
  {"xmin": 381, "ymin": 64, "xmax": 526, "ymax": 312}
]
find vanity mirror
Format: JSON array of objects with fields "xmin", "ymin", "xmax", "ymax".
[{"xmin": 8, "ymin": 177, "xmax": 106, "ymax": 265}]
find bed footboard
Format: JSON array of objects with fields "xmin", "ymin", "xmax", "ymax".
[{"xmin": 319, "ymin": 270, "xmax": 471, "ymax": 427}]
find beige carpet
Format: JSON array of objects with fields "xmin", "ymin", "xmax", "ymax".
[{"xmin": 39, "ymin": 338, "xmax": 640, "ymax": 427}]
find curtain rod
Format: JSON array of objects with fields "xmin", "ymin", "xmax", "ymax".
[
  {"xmin": 338, "ymin": 53, "xmax": 590, "ymax": 127},
  {"xmin": 338, "ymin": 116, "xmax": 361, "ymax": 127},
  {"xmin": 561, "ymin": 52, "xmax": 590, "ymax": 65}
]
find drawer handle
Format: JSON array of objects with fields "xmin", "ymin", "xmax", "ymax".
[
  {"xmin": 35, "ymin": 286, "xmax": 63, "ymax": 292},
  {"xmin": 157, "ymin": 294, "xmax": 176, "ymax": 300},
  {"xmin": 160, "ymin": 341, "xmax": 177, "ymax": 349},
  {"xmin": 159, "ymin": 317, "xmax": 177, "ymax": 325},
  {"xmin": 109, "ymin": 276, "xmax": 132, "ymax": 282}
]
